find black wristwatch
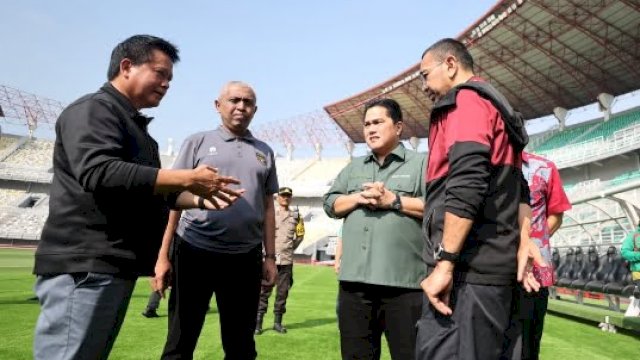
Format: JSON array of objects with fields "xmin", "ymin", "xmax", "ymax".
[
  {"xmin": 434, "ymin": 243, "xmax": 459, "ymax": 263},
  {"xmin": 390, "ymin": 192, "xmax": 402, "ymax": 211}
]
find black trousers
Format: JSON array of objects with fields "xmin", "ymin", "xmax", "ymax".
[
  {"xmin": 258, "ymin": 264, "xmax": 293, "ymax": 317},
  {"xmin": 161, "ymin": 236, "xmax": 262, "ymax": 360},
  {"xmin": 502, "ymin": 287, "xmax": 549, "ymax": 360},
  {"xmin": 146, "ymin": 290, "xmax": 162, "ymax": 311},
  {"xmin": 338, "ymin": 281, "xmax": 423, "ymax": 360},
  {"xmin": 415, "ymin": 282, "xmax": 513, "ymax": 360}
]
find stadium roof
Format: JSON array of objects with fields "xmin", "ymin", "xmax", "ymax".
[{"xmin": 324, "ymin": 0, "xmax": 640, "ymax": 143}]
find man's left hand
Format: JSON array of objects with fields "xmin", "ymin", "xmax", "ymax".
[
  {"xmin": 517, "ymin": 239, "xmax": 545, "ymax": 292},
  {"xmin": 362, "ymin": 182, "xmax": 396, "ymax": 209},
  {"xmin": 262, "ymin": 258, "xmax": 277, "ymax": 288}
]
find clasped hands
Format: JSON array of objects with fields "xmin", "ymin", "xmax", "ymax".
[
  {"xmin": 356, "ymin": 181, "xmax": 397, "ymax": 210},
  {"xmin": 189, "ymin": 165, "xmax": 245, "ymax": 209}
]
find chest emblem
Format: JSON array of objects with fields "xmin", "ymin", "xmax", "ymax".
[
  {"xmin": 256, "ymin": 152, "xmax": 267, "ymax": 165},
  {"xmin": 208, "ymin": 146, "xmax": 218, "ymax": 156}
]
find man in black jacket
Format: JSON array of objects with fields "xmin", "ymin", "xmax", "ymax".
[
  {"xmin": 33, "ymin": 35, "xmax": 242, "ymax": 360},
  {"xmin": 415, "ymin": 38, "xmax": 533, "ymax": 360}
]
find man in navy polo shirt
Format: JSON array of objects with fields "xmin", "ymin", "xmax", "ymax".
[{"xmin": 155, "ymin": 81, "xmax": 278, "ymax": 360}]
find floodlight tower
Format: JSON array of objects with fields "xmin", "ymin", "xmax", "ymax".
[{"xmin": 0, "ymin": 85, "xmax": 64, "ymax": 137}]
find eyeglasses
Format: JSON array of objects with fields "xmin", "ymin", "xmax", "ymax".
[{"xmin": 419, "ymin": 62, "xmax": 443, "ymax": 86}]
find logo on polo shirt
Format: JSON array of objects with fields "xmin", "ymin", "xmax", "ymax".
[
  {"xmin": 208, "ymin": 146, "xmax": 217, "ymax": 155},
  {"xmin": 256, "ymin": 152, "xmax": 267, "ymax": 165}
]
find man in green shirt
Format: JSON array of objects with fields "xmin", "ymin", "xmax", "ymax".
[
  {"xmin": 323, "ymin": 98, "xmax": 426, "ymax": 360},
  {"xmin": 621, "ymin": 221, "xmax": 640, "ymax": 300}
]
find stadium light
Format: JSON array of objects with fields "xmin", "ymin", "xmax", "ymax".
[
  {"xmin": 409, "ymin": 136, "xmax": 420, "ymax": 150},
  {"xmin": 597, "ymin": 93, "xmax": 614, "ymax": 122},
  {"xmin": 286, "ymin": 142, "xmax": 294, "ymax": 161},
  {"xmin": 344, "ymin": 139, "xmax": 354, "ymax": 159},
  {"xmin": 553, "ymin": 107, "xmax": 568, "ymax": 131}
]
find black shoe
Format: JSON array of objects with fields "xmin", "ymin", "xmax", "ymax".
[
  {"xmin": 273, "ymin": 323, "xmax": 287, "ymax": 334},
  {"xmin": 255, "ymin": 314, "xmax": 264, "ymax": 335},
  {"xmin": 142, "ymin": 309, "xmax": 159, "ymax": 318}
]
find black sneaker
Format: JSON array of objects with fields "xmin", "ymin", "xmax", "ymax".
[{"xmin": 142, "ymin": 310, "xmax": 159, "ymax": 318}]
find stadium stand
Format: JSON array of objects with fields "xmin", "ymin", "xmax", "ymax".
[
  {"xmin": 0, "ymin": 206, "xmax": 47, "ymax": 241},
  {"xmin": 2, "ymin": 138, "xmax": 53, "ymax": 168},
  {"xmin": 534, "ymin": 121, "xmax": 600, "ymax": 153},
  {"xmin": 535, "ymin": 109, "xmax": 640, "ymax": 153},
  {"xmin": 275, "ymin": 159, "xmax": 314, "ymax": 186},
  {"xmin": 291, "ymin": 157, "xmax": 351, "ymax": 185},
  {"xmin": 533, "ymin": 108, "xmax": 640, "ymax": 168},
  {"xmin": 0, "ymin": 188, "xmax": 27, "ymax": 206},
  {"xmin": 0, "ymin": 134, "xmax": 20, "ymax": 153}
]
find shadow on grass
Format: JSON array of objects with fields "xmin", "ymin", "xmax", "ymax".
[
  {"xmin": 284, "ymin": 317, "xmax": 336, "ymax": 330},
  {"xmin": 0, "ymin": 296, "xmax": 39, "ymax": 305}
]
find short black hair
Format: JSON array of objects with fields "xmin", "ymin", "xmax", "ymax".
[
  {"xmin": 107, "ymin": 35, "xmax": 180, "ymax": 80},
  {"xmin": 421, "ymin": 38, "xmax": 474, "ymax": 71},
  {"xmin": 363, "ymin": 98, "xmax": 403, "ymax": 124}
]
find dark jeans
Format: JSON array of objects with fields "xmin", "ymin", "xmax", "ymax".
[
  {"xmin": 338, "ymin": 281, "xmax": 423, "ymax": 360},
  {"xmin": 161, "ymin": 236, "xmax": 263, "ymax": 360},
  {"xmin": 415, "ymin": 282, "xmax": 513, "ymax": 360},
  {"xmin": 258, "ymin": 264, "xmax": 293, "ymax": 316},
  {"xmin": 502, "ymin": 287, "xmax": 549, "ymax": 360}
]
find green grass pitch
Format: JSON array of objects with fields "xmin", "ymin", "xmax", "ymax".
[{"xmin": 0, "ymin": 248, "xmax": 638, "ymax": 359}]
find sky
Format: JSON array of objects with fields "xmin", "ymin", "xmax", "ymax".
[{"xmin": 0, "ymin": 0, "xmax": 499, "ymax": 157}]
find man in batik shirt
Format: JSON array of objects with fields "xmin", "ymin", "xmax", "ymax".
[{"xmin": 506, "ymin": 151, "xmax": 571, "ymax": 360}]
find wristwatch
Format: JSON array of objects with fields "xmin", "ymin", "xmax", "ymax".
[
  {"xmin": 434, "ymin": 243, "xmax": 459, "ymax": 263},
  {"xmin": 390, "ymin": 192, "xmax": 402, "ymax": 211}
]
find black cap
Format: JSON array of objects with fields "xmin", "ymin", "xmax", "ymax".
[{"xmin": 278, "ymin": 187, "xmax": 293, "ymax": 196}]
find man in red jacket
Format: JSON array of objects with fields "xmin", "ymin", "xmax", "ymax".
[{"xmin": 416, "ymin": 38, "xmax": 533, "ymax": 359}]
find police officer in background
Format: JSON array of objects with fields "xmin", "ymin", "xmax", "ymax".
[{"xmin": 255, "ymin": 187, "xmax": 305, "ymax": 334}]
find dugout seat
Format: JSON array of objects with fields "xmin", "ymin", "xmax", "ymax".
[
  {"xmin": 570, "ymin": 246, "xmax": 599, "ymax": 289},
  {"xmin": 585, "ymin": 246, "xmax": 618, "ymax": 292},
  {"xmin": 557, "ymin": 247, "xmax": 583, "ymax": 287},
  {"xmin": 552, "ymin": 248, "xmax": 560, "ymax": 279},
  {"xmin": 554, "ymin": 247, "xmax": 574, "ymax": 286},
  {"xmin": 603, "ymin": 256, "xmax": 631, "ymax": 295}
]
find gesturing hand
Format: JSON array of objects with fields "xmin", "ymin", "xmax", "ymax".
[
  {"xmin": 199, "ymin": 189, "xmax": 246, "ymax": 210},
  {"xmin": 189, "ymin": 165, "xmax": 241, "ymax": 199}
]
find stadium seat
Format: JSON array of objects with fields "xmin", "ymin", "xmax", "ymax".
[
  {"xmin": 554, "ymin": 247, "xmax": 573, "ymax": 285},
  {"xmin": 534, "ymin": 122, "xmax": 598, "ymax": 152},
  {"xmin": 585, "ymin": 110, "xmax": 640, "ymax": 142},
  {"xmin": 620, "ymin": 271, "xmax": 638, "ymax": 298},
  {"xmin": 570, "ymin": 246, "xmax": 599, "ymax": 289},
  {"xmin": 552, "ymin": 248, "xmax": 560, "ymax": 279},
  {"xmin": 556, "ymin": 247, "xmax": 578, "ymax": 287},
  {"xmin": 585, "ymin": 246, "xmax": 618, "ymax": 292},
  {"xmin": 603, "ymin": 256, "xmax": 631, "ymax": 295}
]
